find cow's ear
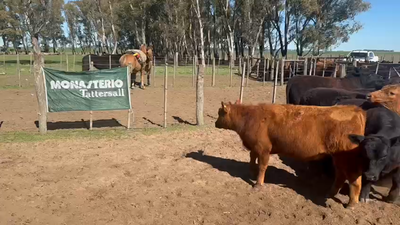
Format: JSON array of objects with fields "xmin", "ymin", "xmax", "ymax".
[
  {"xmin": 221, "ymin": 101, "xmax": 230, "ymax": 113},
  {"xmin": 390, "ymin": 137, "xmax": 400, "ymax": 146},
  {"xmin": 348, "ymin": 134, "xmax": 365, "ymax": 144}
]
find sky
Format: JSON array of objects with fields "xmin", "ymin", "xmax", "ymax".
[{"xmin": 6, "ymin": 0, "xmax": 400, "ymax": 52}]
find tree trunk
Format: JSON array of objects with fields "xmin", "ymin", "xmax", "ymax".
[
  {"xmin": 194, "ymin": 0, "xmax": 204, "ymax": 126},
  {"xmin": 108, "ymin": 0, "xmax": 118, "ymax": 54},
  {"xmin": 32, "ymin": 35, "xmax": 47, "ymax": 134},
  {"xmin": 96, "ymin": 0, "xmax": 107, "ymax": 54}
]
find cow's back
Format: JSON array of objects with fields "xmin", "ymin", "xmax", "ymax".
[
  {"xmin": 286, "ymin": 76, "xmax": 339, "ymax": 104},
  {"xmin": 252, "ymin": 104, "xmax": 366, "ymax": 159},
  {"xmin": 299, "ymin": 87, "xmax": 367, "ymax": 106}
]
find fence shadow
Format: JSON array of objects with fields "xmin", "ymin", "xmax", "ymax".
[
  {"xmin": 185, "ymin": 150, "xmax": 335, "ymax": 207},
  {"xmin": 34, "ymin": 118, "xmax": 124, "ymax": 130},
  {"xmin": 142, "ymin": 117, "xmax": 163, "ymax": 128},
  {"xmin": 172, "ymin": 116, "xmax": 196, "ymax": 126}
]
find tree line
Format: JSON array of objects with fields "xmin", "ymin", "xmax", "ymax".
[{"xmin": 0, "ymin": 0, "xmax": 370, "ymax": 59}]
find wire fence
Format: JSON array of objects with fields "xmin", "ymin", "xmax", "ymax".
[{"xmin": 1, "ymin": 52, "xmax": 400, "ymax": 89}]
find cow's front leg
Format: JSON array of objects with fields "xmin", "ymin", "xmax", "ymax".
[
  {"xmin": 384, "ymin": 169, "xmax": 400, "ymax": 203},
  {"xmin": 253, "ymin": 152, "xmax": 270, "ymax": 189},
  {"xmin": 359, "ymin": 177, "xmax": 373, "ymax": 203},
  {"xmin": 347, "ymin": 173, "xmax": 362, "ymax": 208},
  {"xmin": 249, "ymin": 151, "xmax": 258, "ymax": 179}
]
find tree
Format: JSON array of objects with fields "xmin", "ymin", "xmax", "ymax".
[
  {"xmin": 193, "ymin": 0, "xmax": 205, "ymax": 125},
  {"xmin": 64, "ymin": 2, "xmax": 80, "ymax": 54},
  {"xmin": 20, "ymin": 0, "xmax": 53, "ymax": 134}
]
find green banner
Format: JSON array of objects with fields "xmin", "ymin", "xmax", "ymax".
[{"xmin": 43, "ymin": 67, "xmax": 131, "ymax": 112}]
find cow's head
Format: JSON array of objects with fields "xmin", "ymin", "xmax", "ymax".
[
  {"xmin": 367, "ymin": 84, "xmax": 400, "ymax": 113},
  {"xmin": 349, "ymin": 134, "xmax": 396, "ymax": 181},
  {"xmin": 215, "ymin": 101, "xmax": 235, "ymax": 130}
]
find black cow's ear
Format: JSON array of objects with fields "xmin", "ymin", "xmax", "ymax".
[
  {"xmin": 348, "ymin": 134, "xmax": 365, "ymax": 144},
  {"xmin": 390, "ymin": 136, "xmax": 400, "ymax": 146}
]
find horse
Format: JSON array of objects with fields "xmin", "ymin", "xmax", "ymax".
[{"xmin": 119, "ymin": 44, "xmax": 154, "ymax": 89}]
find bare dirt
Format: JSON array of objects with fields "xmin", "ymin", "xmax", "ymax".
[{"xmin": 0, "ymin": 75, "xmax": 399, "ymax": 225}]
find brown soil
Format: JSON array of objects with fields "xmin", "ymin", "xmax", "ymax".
[{"xmin": 0, "ymin": 76, "xmax": 399, "ymax": 225}]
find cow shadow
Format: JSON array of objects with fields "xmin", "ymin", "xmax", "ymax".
[
  {"xmin": 185, "ymin": 150, "xmax": 334, "ymax": 207},
  {"xmin": 34, "ymin": 118, "xmax": 124, "ymax": 130}
]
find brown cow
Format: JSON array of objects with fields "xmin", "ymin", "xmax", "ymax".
[
  {"xmin": 368, "ymin": 84, "xmax": 400, "ymax": 115},
  {"xmin": 215, "ymin": 102, "xmax": 367, "ymax": 208}
]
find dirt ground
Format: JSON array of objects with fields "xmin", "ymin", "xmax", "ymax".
[
  {"xmin": 0, "ymin": 76, "xmax": 399, "ymax": 225},
  {"xmin": 0, "ymin": 75, "xmax": 286, "ymax": 132}
]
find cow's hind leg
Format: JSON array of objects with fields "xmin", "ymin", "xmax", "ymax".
[{"xmin": 384, "ymin": 168, "xmax": 400, "ymax": 203}]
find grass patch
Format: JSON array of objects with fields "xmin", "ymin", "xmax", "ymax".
[{"xmin": 0, "ymin": 123, "xmax": 211, "ymax": 143}]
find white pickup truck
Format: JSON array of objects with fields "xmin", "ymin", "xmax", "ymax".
[{"xmin": 345, "ymin": 50, "xmax": 379, "ymax": 63}]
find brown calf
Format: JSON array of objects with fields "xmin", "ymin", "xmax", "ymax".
[
  {"xmin": 215, "ymin": 102, "xmax": 367, "ymax": 207},
  {"xmin": 368, "ymin": 84, "xmax": 400, "ymax": 115}
]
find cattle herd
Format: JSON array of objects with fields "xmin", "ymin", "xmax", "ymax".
[{"xmin": 215, "ymin": 67, "xmax": 400, "ymax": 209}]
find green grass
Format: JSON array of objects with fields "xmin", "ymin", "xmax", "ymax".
[{"xmin": 0, "ymin": 123, "xmax": 210, "ymax": 143}]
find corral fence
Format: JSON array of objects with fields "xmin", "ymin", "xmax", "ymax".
[{"xmin": 4, "ymin": 52, "xmax": 400, "ymax": 132}]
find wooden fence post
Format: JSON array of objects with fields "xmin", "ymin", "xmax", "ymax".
[
  {"xmin": 212, "ymin": 56, "xmax": 216, "ymax": 87},
  {"xmin": 270, "ymin": 59, "xmax": 275, "ymax": 81},
  {"xmin": 256, "ymin": 59, "xmax": 260, "ymax": 81},
  {"xmin": 29, "ymin": 53, "xmax": 33, "ymax": 75},
  {"xmin": 109, "ymin": 54, "xmax": 112, "ymax": 69},
  {"xmin": 238, "ymin": 56, "xmax": 242, "ymax": 75},
  {"xmin": 304, "ymin": 58, "xmax": 308, "ymax": 76},
  {"xmin": 263, "ymin": 57, "xmax": 267, "ymax": 86},
  {"xmin": 192, "ymin": 55, "xmax": 196, "ymax": 87},
  {"xmin": 17, "ymin": 52, "xmax": 21, "ymax": 87},
  {"xmin": 73, "ymin": 53, "xmax": 76, "ymax": 72},
  {"xmin": 127, "ymin": 64, "xmax": 132, "ymax": 129},
  {"xmin": 340, "ymin": 64, "xmax": 346, "ymax": 78},
  {"xmin": 229, "ymin": 57, "xmax": 233, "ymax": 87},
  {"xmin": 60, "ymin": 53, "xmax": 62, "ymax": 69},
  {"xmin": 89, "ymin": 61, "xmax": 94, "ymax": 130},
  {"xmin": 322, "ymin": 58, "xmax": 326, "ymax": 77},
  {"xmin": 333, "ymin": 63, "xmax": 337, "ymax": 78},
  {"xmin": 164, "ymin": 57, "xmax": 168, "ymax": 128},
  {"xmin": 173, "ymin": 52, "xmax": 178, "ymax": 87},
  {"xmin": 272, "ymin": 60, "xmax": 279, "ymax": 103},
  {"xmin": 152, "ymin": 56, "xmax": 155, "ymax": 86},
  {"xmin": 309, "ymin": 57, "xmax": 313, "ymax": 75},
  {"xmin": 313, "ymin": 58, "xmax": 317, "ymax": 76},
  {"xmin": 239, "ymin": 62, "xmax": 246, "ymax": 103},
  {"xmin": 280, "ymin": 58, "xmax": 284, "ymax": 86},
  {"xmin": 246, "ymin": 57, "xmax": 250, "ymax": 87},
  {"xmin": 66, "ymin": 53, "xmax": 69, "ymax": 72},
  {"xmin": 375, "ymin": 62, "xmax": 380, "ymax": 74}
]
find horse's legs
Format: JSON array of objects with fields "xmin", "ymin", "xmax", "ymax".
[
  {"xmin": 147, "ymin": 69, "xmax": 151, "ymax": 86},
  {"xmin": 140, "ymin": 68, "xmax": 145, "ymax": 89}
]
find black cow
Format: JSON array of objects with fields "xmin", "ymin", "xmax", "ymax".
[
  {"xmin": 286, "ymin": 71, "xmax": 385, "ymax": 104},
  {"xmin": 299, "ymin": 87, "xmax": 368, "ymax": 106},
  {"xmin": 349, "ymin": 134, "xmax": 400, "ymax": 203}
]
